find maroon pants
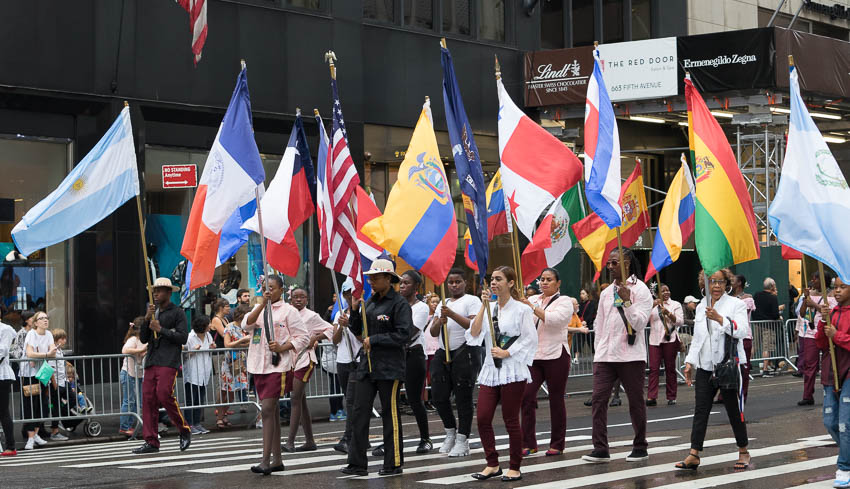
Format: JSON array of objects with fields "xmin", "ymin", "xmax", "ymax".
[
  {"xmin": 142, "ymin": 366, "xmax": 189, "ymax": 447},
  {"xmin": 800, "ymin": 337, "xmax": 820, "ymax": 401},
  {"xmin": 478, "ymin": 381, "xmax": 526, "ymax": 471},
  {"xmin": 647, "ymin": 341, "xmax": 679, "ymax": 401},
  {"xmin": 521, "ymin": 347, "xmax": 571, "ymax": 451},
  {"xmin": 591, "ymin": 361, "xmax": 647, "ymax": 452}
]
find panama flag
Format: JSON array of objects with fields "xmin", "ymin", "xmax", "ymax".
[
  {"xmin": 497, "ymin": 77, "xmax": 583, "ymax": 240},
  {"xmin": 181, "ymin": 67, "xmax": 265, "ymax": 289},
  {"xmin": 769, "ymin": 63, "xmax": 850, "ymax": 283},
  {"xmin": 584, "ymin": 48, "xmax": 623, "ymax": 229}
]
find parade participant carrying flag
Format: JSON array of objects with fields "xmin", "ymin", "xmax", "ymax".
[
  {"xmin": 645, "ymin": 154, "xmax": 696, "ymax": 282},
  {"xmin": 181, "ymin": 65, "xmax": 266, "ymax": 289},
  {"xmin": 584, "ymin": 45, "xmax": 623, "ymax": 230},
  {"xmin": 243, "ymin": 111, "xmax": 315, "ymax": 276},
  {"xmin": 485, "ymin": 170, "xmax": 508, "ymax": 239},
  {"xmin": 442, "ymin": 39, "xmax": 488, "ymax": 279},
  {"xmin": 361, "ymin": 97, "xmax": 457, "ymax": 285},
  {"xmin": 685, "ymin": 74, "xmax": 759, "ymax": 274},
  {"xmin": 12, "ymin": 105, "xmax": 139, "ymax": 256},
  {"xmin": 520, "ymin": 182, "xmax": 586, "ymax": 285}
]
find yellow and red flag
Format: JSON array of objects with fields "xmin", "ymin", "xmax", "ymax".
[{"xmin": 571, "ymin": 163, "xmax": 650, "ymax": 280}]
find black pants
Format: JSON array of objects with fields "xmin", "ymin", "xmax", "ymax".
[
  {"xmin": 430, "ymin": 346, "xmax": 480, "ymax": 436},
  {"xmin": 184, "ymin": 383, "xmax": 206, "ymax": 426},
  {"xmin": 326, "ymin": 370, "xmax": 344, "ymax": 413},
  {"xmin": 337, "ymin": 361, "xmax": 357, "ymax": 442},
  {"xmin": 21, "ymin": 377, "xmax": 48, "ymax": 433},
  {"xmin": 691, "ymin": 368, "xmax": 748, "ymax": 450},
  {"xmin": 347, "ymin": 377, "xmax": 403, "ymax": 471},
  {"xmin": 405, "ymin": 345, "xmax": 429, "ymax": 440},
  {"xmin": 49, "ymin": 384, "xmax": 78, "ymax": 428},
  {"xmin": 1, "ymin": 379, "xmax": 14, "ymax": 450}
]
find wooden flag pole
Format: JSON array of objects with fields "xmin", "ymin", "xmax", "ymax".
[
  {"xmin": 131, "ymin": 98, "xmax": 157, "ymax": 339},
  {"xmin": 615, "ymin": 228, "xmax": 634, "ymax": 336},
  {"xmin": 818, "ymin": 261, "xmax": 840, "ymax": 391},
  {"xmin": 439, "ymin": 284, "xmax": 451, "ymax": 363}
]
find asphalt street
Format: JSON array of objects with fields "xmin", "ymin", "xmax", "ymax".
[{"xmin": 0, "ymin": 374, "xmax": 838, "ymax": 489}]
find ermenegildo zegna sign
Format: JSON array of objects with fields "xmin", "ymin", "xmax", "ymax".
[{"xmin": 676, "ymin": 27, "xmax": 775, "ymax": 93}]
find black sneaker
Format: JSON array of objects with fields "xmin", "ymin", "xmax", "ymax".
[
  {"xmin": 646, "ymin": 399, "xmax": 657, "ymax": 406},
  {"xmin": 378, "ymin": 467, "xmax": 403, "ymax": 476},
  {"xmin": 798, "ymin": 398, "xmax": 815, "ymax": 406},
  {"xmin": 626, "ymin": 449, "xmax": 649, "ymax": 462},
  {"xmin": 179, "ymin": 430, "xmax": 191, "ymax": 452},
  {"xmin": 340, "ymin": 465, "xmax": 368, "ymax": 476},
  {"xmin": 581, "ymin": 450, "xmax": 611, "ymax": 463},
  {"xmin": 333, "ymin": 440, "xmax": 348, "ymax": 454},
  {"xmin": 609, "ymin": 397, "xmax": 622, "ymax": 407},
  {"xmin": 583, "ymin": 398, "xmax": 593, "ymax": 407},
  {"xmin": 372, "ymin": 444, "xmax": 385, "ymax": 457},
  {"xmin": 416, "ymin": 439, "xmax": 433, "ymax": 454},
  {"xmin": 667, "ymin": 400, "xmax": 677, "ymax": 406},
  {"xmin": 792, "ymin": 371, "xmax": 803, "ymax": 377},
  {"xmin": 132, "ymin": 442, "xmax": 159, "ymax": 454}
]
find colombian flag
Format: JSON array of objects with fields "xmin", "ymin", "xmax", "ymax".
[
  {"xmin": 361, "ymin": 100, "xmax": 458, "ymax": 283},
  {"xmin": 486, "ymin": 170, "xmax": 508, "ymax": 239},
  {"xmin": 645, "ymin": 154, "xmax": 696, "ymax": 282},
  {"xmin": 572, "ymin": 163, "xmax": 650, "ymax": 280},
  {"xmin": 685, "ymin": 76, "xmax": 759, "ymax": 273}
]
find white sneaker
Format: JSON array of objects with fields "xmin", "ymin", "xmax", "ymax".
[
  {"xmin": 33, "ymin": 434, "xmax": 48, "ymax": 446},
  {"xmin": 24, "ymin": 438, "xmax": 34, "ymax": 450},
  {"xmin": 440, "ymin": 428, "xmax": 457, "ymax": 454},
  {"xmin": 50, "ymin": 433, "xmax": 68, "ymax": 441},
  {"xmin": 448, "ymin": 434, "xmax": 469, "ymax": 457},
  {"xmin": 834, "ymin": 469, "xmax": 850, "ymax": 488}
]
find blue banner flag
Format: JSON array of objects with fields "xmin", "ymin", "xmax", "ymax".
[{"xmin": 441, "ymin": 43, "xmax": 488, "ymax": 281}]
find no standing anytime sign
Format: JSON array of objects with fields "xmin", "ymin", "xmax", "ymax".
[{"xmin": 162, "ymin": 164, "xmax": 198, "ymax": 189}]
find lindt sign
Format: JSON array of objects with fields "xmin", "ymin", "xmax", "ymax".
[{"xmin": 524, "ymin": 47, "xmax": 594, "ymax": 107}]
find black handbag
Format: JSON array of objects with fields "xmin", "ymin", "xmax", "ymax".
[
  {"xmin": 711, "ymin": 316, "xmax": 740, "ymax": 391},
  {"xmin": 491, "ymin": 305, "xmax": 519, "ymax": 369}
]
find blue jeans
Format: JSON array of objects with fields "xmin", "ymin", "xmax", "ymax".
[
  {"xmin": 120, "ymin": 370, "xmax": 143, "ymax": 431},
  {"xmin": 823, "ymin": 381, "xmax": 850, "ymax": 471}
]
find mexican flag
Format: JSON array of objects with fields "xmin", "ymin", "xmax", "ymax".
[{"xmin": 520, "ymin": 182, "xmax": 586, "ymax": 286}]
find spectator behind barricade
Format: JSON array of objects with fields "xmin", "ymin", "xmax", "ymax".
[
  {"xmin": 221, "ymin": 304, "xmax": 251, "ymax": 428},
  {"xmin": 47, "ymin": 329, "xmax": 72, "ymax": 441},
  {"xmin": 753, "ymin": 277, "xmax": 781, "ymax": 375},
  {"xmin": 324, "ymin": 293, "xmax": 338, "ymax": 323},
  {"xmin": 184, "ymin": 315, "xmax": 214, "ymax": 435},
  {"xmin": 0, "ymin": 319, "xmax": 16, "ymax": 456},
  {"xmin": 120, "ymin": 317, "xmax": 147, "ymax": 436},
  {"xmin": 236, "ymin": 289, "xmax": 251, "ymax": 308},
  {"xmin": 682, "ymin": 296, "xmax": 699, "ymax": 328},
  {"xmin": 209, "ymin": 298, "xmax": 230, "ymax": 426},
  {"xmin": 9, "ymin": 310, "xmax": 35, "ymax": 376},
  {"xmin": 22, "ymin": 311, "xmax": 55, "ymax": 450}
]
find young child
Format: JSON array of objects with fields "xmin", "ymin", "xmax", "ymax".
[
  {"xmin": 120, "ymin": 317, "xmax": 147, "ymax": 436},
  {"xmin": 48, "ymin": 329, "xmax": 75, "ymax": 441},
  {"xmin": 817, "ymin": 276, "xmax": 850, "ymax": 488},
  {"xmin": 184, "ymin": 315, "xmax": 215, "ymax": 435}
]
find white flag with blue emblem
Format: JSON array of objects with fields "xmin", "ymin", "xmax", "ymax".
[
  {"xmin": 768, "ymin": 64, "xmax": 850, "ymax": 283},
  {"xmin": 12, "ymin": 106, "xmax": 139, "ymax": 256}
]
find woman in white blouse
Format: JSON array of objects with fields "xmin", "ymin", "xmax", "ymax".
[
  {"xmin": 520, "ymin": 267, "xmax": 588, "ymax": 456},
  {"xmin": 676, "ymin": 268, "xmax": 750, "ymax": 471},
  {"xmin": 467, "ymin": 266, "xmax": 537, "ymax": 482}
]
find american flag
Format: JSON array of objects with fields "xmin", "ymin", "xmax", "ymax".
[
  {"xmin": 317, "ymin": 79, "xmax": 362, "ymax": 296},
  {"xmin": 175, "ymin": 0, "xmax": 208, "ymax": 65}
]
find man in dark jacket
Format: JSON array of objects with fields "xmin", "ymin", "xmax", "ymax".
[
  {"xmin": 133, "ymin": 277, "xmax": 191, "ymax": 454},
  {"xmin": 339, "ymin": 259, "xmax": 412, "ymax": 477}
]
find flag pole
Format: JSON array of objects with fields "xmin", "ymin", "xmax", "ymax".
[
  {"xmin": 439, "ymin": 284, "xmax": 451, "ymax": 363},
  {"xmin": 818, "ymin": 261, "xmax": 840, "ymax": 391},
  {"xmin": 494, "ymin": 54, "xmax": 524, "ymax": 295},
  {"xmin": 615, "ymin": 228, "xmax": 634, "ymax": 336},
  {"xmin": 132, "ymin": 99, "xmax": 157, "ymax": 339}
]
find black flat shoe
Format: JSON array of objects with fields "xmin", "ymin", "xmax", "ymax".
[
  {"xmin": 131, "ymin": 442, "xmax": 159, "ymax": 454},
  {"xmin": 798, "ymin": 398, "xmax": 814, "ymax": 406},
  {"xmin": 295, "ymin": 443, "xmax": 317, "ymax": 452},
  {"xmin": 268, "ymin": 464, "xmax": 285, "ymax": 473},
  {"xmin": 372, "ymin": 444, "xmax": 385, "ymax": 457},
  {"xmin": 179, "ymin": 430, "xmax": 191, "ymax": 452},
  {"xmin": 333, "ymin": 440, "xmax": 348, "ymax": 454},
  {"xmin": 340, "ymin": 465, "xmax": 368, "ymax": 476},
  {"xmin": 282, "ymin": 444, "xmax": 296, "ymax": 453},
  {"xmin": 378, "ymin": 467, "xmax": 403, "ymax": 476},
  {"xmin": 609, "ymin": 397, "xmax": 622, "ymax": 407},
  {"xmin": 251, "ymin": 465, "xmax": 270, "ymax": 475},
  {"xmin": 646, "ymin": 399, "xmax": 657, "ymax": 406},
  {"xmin": 471, "ymin": 468, "xmax": 503, "ymax": 480},
  {"xmin": 501, "ymin": 474, "xmax": 522, "ymax": 482}
]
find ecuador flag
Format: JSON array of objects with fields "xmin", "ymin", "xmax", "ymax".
[
  {"xmin": 572, "ymin": 163, "xmax": 650, "ymax": 279},
  {"xmin": 361, "ymin": 99, "xmax": 458, "ymax": 283},
  {"xmin": 685, "ymin": 76, "xmax": 759, "ymax": 273}
]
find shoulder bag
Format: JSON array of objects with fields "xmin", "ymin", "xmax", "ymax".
[{"xmin": 710, "ymin": 316, "xmax": 740, "ymax": 391}]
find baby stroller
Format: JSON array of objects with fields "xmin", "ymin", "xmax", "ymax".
[{"xmin": 59, "ymin": 361, "xmax": 101, "ymax": 437}]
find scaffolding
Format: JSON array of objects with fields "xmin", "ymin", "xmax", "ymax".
[{"xmin": 735, "ymin": 124, "xmax": 785, "ymax": 246}]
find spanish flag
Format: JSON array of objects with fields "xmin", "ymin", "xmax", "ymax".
[
  {"xmin": 685, "ymin": 75, "xmax": 759, "ymax": 273},
  {"xmin": 361, "ymin": 99, "xmax": 458, "ymax": 284},
  {"xmin": 571, "ymin": 163, "xmax": 650, "ymax": 279}
]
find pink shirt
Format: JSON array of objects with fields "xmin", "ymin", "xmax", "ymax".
[
  {"xmin": 528, "ymin": 293, "xmax": 573, "ymax": 360},
  {"xmin": 242, "ymin": 301, "xmax": 309, "ymax": 375},
  {"xmin": 648, "ymin": 299, "xmax": 683, "ymax": 345},
  {"xmin": 593, "ymin": 276, "xmax": 653, "ymax": 363},
  {"xmin": 798, "ymin": 294, "xmax": 838, "ymax": 339},
  {"xmin": 296, "ymin": 308, "xmax": 334, "ymax": 370}
]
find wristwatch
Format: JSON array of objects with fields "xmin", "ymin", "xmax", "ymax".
[{"xmin": 623, "ymin": 300, "xmax": 632, "ymax": 308}]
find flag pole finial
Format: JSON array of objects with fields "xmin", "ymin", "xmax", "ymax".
[
  {"xmin": 313, "ymin": 108, "xmax": 320, "ymax": 116},
  {"xmin": 440, "ymin": 37, "xmax": 447, "ymax": 49},
  {"xmin": 494, "ymin": 54, "xmax": 501, "ymax": 80},
  {"xmin": 296, "ymin": 107, "xmax": 301, "ymax": 116},
  {"xmin": 123, "ymin": 100, "xmax": 129, "ymax": 108},
  {"xmin": 325, "ymin": 51, "xmax": 337, "ymax": 80},
  {"xmin": 788, "ymin": 54, "xmax": 795, "ymax": 67},
  {"xmin": 240, "ymin": 59, "xmax": 246, "ymax": 70}
]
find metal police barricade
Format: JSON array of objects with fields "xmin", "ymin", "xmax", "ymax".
[
  {"xmin": 8, "ymin": 354, "xmax": 143, "ymax": 438},
  {"xmin": 748, "ymin": 319, "xmax": 797, "ymax": 375},
  {"xmin": 786, "ymin": 318, "xmax": 801, "ymax": 363}
]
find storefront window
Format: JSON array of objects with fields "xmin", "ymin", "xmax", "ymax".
[
  {"xmin": 478, "ymin": 0, "xmax": 505, "ymax": 41},
  {"xmin": 603, "ymin": 0, "xmax": 624, "ymax": 43},
  {"xmin": 0, "ymin": 137, "xmax": 70, "ymax": 336},
  {"xmin": 631, "ymin": 0, "xmax": 651, "ymax": 40},
  {"xmin": 442, "ymin": 0, "xmax": 471, "ymax": 36},
  {"xmin": 405, "ymin": 0, "xmax": 433, "ymax": 29},
  {"xmin": 572, "ymin": 0, "xmax": 594, "ymax": 46},
  {"xmin": 541, "ymin": 0, "xmax": 565, "ymax": 49},
  {"xmin": 364, "ymin": 0, "xmax": 396, "ymax": 23}
]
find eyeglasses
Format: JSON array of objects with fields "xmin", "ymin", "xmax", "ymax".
[
  {"xmin": 36, "ymin": 316, "xmax": 49, "ymax": 321},
  {"xmin": 708, "ymin": 279, "xmax": 726, "ymax": 286}
]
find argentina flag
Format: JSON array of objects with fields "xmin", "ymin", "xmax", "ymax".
[{"xmin": 12, "ymin": 106, "xmax": 139, "ymax": 256}]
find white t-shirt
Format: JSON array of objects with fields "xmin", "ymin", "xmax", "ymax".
[
  {"xmin": 333, "ymin": 310, "xmax": 363, "ymax": 364},
  {"xmin": 183, "ymin": 331, "xmax": 213, "ymax": 386},
  {"xmin": 410, "ymin": 301, "xmax": 429, "ymax": 350},
  {"xmin": 22, "ymin": 329, "xmax": 54, "ymax": 378},
  {"xmin": 52, "ymin": 350, "xmax": 67, "ymax": 387},
  {"xmin": 434, "ymin": 294, "xmax": 482, "ymax": 351}
]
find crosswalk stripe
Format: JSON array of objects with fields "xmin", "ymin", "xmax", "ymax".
[
  {"xmin": 652, "ymin": 456, "xmax": 836, "ymax": 489},
  {"xmin": 419, "ymin": 436, "xmax": 705, "ymax": 485},
  {"xmin": 512, "ymin": 436, "xmax": 834, "ymax": 489},
  {"xmin": 781, "ymin": 480, "xmax": 835, "ymax": 489}
]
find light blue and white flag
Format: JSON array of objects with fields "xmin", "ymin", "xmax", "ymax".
[
  {"xmin": 12, "ymin": 106, "xmax": 139, "ymax": 256},
  {"xmin": 768, "ymin": 64, "xmax": 850, "ymax": 283}
]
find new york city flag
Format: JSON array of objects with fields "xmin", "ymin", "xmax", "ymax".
[{"xmin": 361, "ymin": 99, "xmax": 458, "ymax": 283}]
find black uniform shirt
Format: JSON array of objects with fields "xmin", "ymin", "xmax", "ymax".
[
  {"xmin": 349, "ymin": 288, "xmax": 412, "ymax": 381},
  {"xmin": 141, "ymin": 302, "xmax": 188, "ymax": 370}
]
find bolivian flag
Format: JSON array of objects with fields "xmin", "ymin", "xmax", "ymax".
[{"xmin": 684, "ymin": 76, "xmax": 760, "ymax": 273}]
